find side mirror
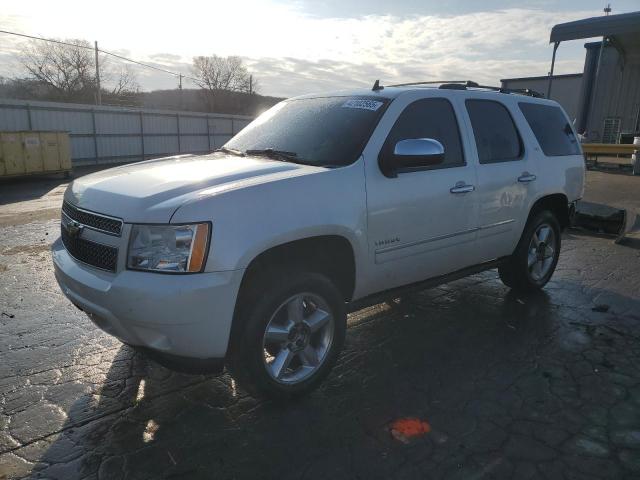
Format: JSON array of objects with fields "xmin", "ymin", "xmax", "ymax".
[{"xmin": 380, "ymin": 138, "xmax": 445, "ymax": 177}]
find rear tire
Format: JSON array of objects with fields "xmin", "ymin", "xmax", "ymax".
[
  {"xmin": 227, "ymin": 270, "xmax": 346, "ymax": 400},
  {"xmin": 499, "ymin": 210, "xmax": 561, "ymax": 292}
]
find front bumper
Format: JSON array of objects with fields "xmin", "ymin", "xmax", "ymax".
[{"xmin": 52, "ymin": 237, "xmax": 244, "ymax": 359}]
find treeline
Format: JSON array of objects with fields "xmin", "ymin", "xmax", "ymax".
[
  {"xmin": 0, "ymin": 37, "xmax": 283, "ymax": 116},
  {"xmin": 141, "ymin": 89, "xmax": 282, "ymax": 116},
  {"xmin": 0, "ymin": 78, "xmax": 282, "ymax": 116}
]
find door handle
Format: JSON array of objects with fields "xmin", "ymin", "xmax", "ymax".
[
  {"xmin": 450, "ymin": 183, "xmax": 475, "ymax": 194},
  {"xmin": 518, "ymin": 173, "xmax": 537, "ymax": 183}
]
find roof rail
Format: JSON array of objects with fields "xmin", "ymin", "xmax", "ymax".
[
  {"xmin": 438, "ymin": 83, "xmax": 467, "ymax": 90},
  {"xmin": 508, "ymin": 88, "xmax": 545, "ymax": 98},
  {"xmin": 440, "ymin": 81, "xmax": 544, "ymax": 98},
  {"xmin": 382, "ymin": 80, "xmax": 544, "ymax": 98},
  {"xmin": 386, "ymin": 80, "xmax": 468, "ymax": 88}
]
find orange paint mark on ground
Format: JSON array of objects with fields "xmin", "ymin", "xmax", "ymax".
[{"xmin": 390, "ymin": 418, "xmax": 431, "ymax": 443}]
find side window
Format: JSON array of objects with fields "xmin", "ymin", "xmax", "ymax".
[
  {"xmin": 382, "ymin": 98, "xmax": 465, "ymax": 168},
  {"xmin": 519, "ymin": 102, "xmax": 581, "ymax": 156},
  {"xmin": 466, "ymin": 100, "xmax": 523, "ymax": 164}
]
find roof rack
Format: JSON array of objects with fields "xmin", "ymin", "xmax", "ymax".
[
  {"xmin": 380, "ymin": 80, "xmax": 544, "ymax": 98},
  {"xmin": 386, "ymin": 80, "xmax": 468, "ymax": 88}
]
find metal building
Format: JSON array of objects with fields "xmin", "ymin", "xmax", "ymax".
[
  {"xmin": 500, "ymin": 73, "xmax": 583, "ymax": 121},
  {"xmin": 548, "ymin": 11, "xmax": 640, "ymax": 143}
]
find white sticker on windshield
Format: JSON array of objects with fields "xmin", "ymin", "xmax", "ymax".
[{"xmin": 342, "ymin": 99, "xmax": 384, "ymax": 111}]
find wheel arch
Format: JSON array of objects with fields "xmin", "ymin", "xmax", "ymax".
[
  {"xmin": 238, "ymin": 235, "xmax": 357, "ymax": 301},
  {"xmin": 227, "ymin": 235, "xmax": 356, "ymax": 356},
  {"xmin": 526, "ymin": 192, "xmax": 570, "ymax": 230}
]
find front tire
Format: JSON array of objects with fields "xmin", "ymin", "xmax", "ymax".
[
  {"xmin": 228, "ymin": 271, "xmax": 346, "ymax": 400},
  {"xmin": 499, "ymin": 210, "xmax": 561, "ymax": 292}
]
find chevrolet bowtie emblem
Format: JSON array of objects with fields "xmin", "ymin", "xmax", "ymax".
[{"xmin": 66, "ymin": 220, "xmax": 84, "ymax": 239}]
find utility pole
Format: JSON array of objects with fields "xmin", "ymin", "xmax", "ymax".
[
  {"xmin": 604, "ymin": 3, "xmax": 611, "ymax": 15},
  {"xmin": 249, "ymin": 75, "xmax": 253, "ymax": 94},
  {"xmin": 94, "ymin": 41, "xmax": 101, "ymax": 105},
  {"xmin": 179, "ymin": 73, "xmax": 183, "ymax": 109}
]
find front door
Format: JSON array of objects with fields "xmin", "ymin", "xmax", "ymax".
[{"xmin": 363, "ymin": 94, "xmax": 479, "ymax": 295}]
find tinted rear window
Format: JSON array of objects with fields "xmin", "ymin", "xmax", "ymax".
[
  {"xmin": 466, "ymin": 100, "xmax": 522, "ymax": 164},
  {"xmin": 519, "ymin": 103, "xmax": 581, "ymax": 156}
]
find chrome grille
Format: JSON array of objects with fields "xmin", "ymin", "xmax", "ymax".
[
  {"xmin": 61, "ymin": 226, "xmax": 118, "ymax": 272},
  {"xmin": 62, "ymin": 201, "xmax": 123, "ymax": 236}
]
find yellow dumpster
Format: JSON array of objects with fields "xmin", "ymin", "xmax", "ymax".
[{"xmin": 0, "ymin": 131, "xmax": 72, "ymax": 178}]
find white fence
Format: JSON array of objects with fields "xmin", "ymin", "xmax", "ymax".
[{"xmin": 0, "ymin": 99, "xmax": 253, "ymax": 166}]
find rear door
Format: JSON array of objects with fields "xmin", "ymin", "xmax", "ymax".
[{"xmin": 462, "ymin": 97, "xmax": 537, "ymax": 262}]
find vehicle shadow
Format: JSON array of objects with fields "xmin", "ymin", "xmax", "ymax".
[
  {"xmin": 0, "ymin": 176, "xmax": 68, "ymax": 206},
  {"xmin": 25, "ymin": 275, "xmax": 640, "ymax": 480},
  {"xmin": 23, "ymin": 346, "xmax": 239, "ymax": 479},
  {"xmin": 0, "ymin": 166, "xmax": 108, "ymax": 206}
]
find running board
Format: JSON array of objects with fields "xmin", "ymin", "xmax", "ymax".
[{"xmin": 347, "ymin": 258, "xmax": 506, "ymax": 313}]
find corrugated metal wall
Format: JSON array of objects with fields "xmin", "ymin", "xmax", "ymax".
[
  {"xmin": 583, "ymin": 46, "xmax": 640, "ymax": 142},
  {"xmin": 0, "ymin": 99, "xmax": 253, "ymax": 166},
  {"xmin": 501, "ymin": 75, "xmax": 583, "ymax": 121}
]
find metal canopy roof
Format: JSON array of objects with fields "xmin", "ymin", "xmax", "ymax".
[{"xmin": 550, "ymin": 11, "xmax": 640, "ymax": 47}]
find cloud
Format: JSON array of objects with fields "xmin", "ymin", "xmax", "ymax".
[
  {"xmin": 244, "ymin": 56, "xmax": 583, "ymax": 97},
  {"xmin": 149, "ymin": 53, "xmax": 184, "ymax": 64},
  {"xmin": 0, "ymin": 6, "xmax": 593, "ymax": 97},
  {"xmin": 154, "ymin": 7, "xmax": 593, "ymax": 96}
]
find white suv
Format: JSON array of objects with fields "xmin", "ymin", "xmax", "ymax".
[{"xmin": 53, "ymin": 81, "xmax": 585, "ymax": 398}]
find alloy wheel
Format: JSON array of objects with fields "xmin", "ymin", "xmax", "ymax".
[
  {"xmin": 262, "ymin": 293, "xmax": 335, "ymax": 384},
  {"xmin": 527, "ymin": 223, "xmax": 557, "ymax": 281}
]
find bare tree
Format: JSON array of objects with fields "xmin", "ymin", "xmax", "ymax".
[
  {"xmin": 19, "ymin": 39, "xmax": 95, "ymax": 101},
  {"xmin": 105, "ymin": 65, "xmax": 140, "ymax": 96},
  {"xmin": 17, "ymin": 39, "xmax": 139, "ymax": 103},
  {"xmin": 191, "ymin": 55, "xmax": 253, "ymax": 93}
]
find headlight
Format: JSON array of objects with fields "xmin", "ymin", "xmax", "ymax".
[{"xmin": 127, "ymin": 223, "xmax": 210, "ymax": 273}]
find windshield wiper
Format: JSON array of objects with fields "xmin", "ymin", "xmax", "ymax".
[
  {"xmin": 215, "ymin": 146, "xmax": 245, "ymax": 157},
  {"xmin": 245, "ymin": 148, "xmax": 300, "ymax": 163}
]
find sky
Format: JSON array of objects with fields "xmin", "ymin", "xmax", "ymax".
[{"xmin": 1, "ymin": 0, "xmax": 639, "ymax": 97}]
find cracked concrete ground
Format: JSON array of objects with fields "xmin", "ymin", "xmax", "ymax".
[{"xmin": 1, "ymin": 170, "xmax": 640, "ymax": 479}]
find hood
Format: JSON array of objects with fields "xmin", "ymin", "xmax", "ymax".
[{"xmin": 65, "ymin": 153, "xmax": 324, "ymax": 223}]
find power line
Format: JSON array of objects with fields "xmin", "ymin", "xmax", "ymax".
[
  {"xmin": 0, "ymin": 29, "xmax": 93, "ymax": 50},
  {"xmin": 0, "ymin": 28, "xmax": 197, "ymax": 83},
  {"xmin": 98, "ymin": 47, "xmax": 197, "ymax": 82}
]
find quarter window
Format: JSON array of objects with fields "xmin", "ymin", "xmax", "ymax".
[
  {"xmin": 519, "ymin": 103, "xmax": 581, "ymax": 156},
  {"xmin": 466, "ymin": 100, "xmax": 523, "ymax": 164},
  {"xmin": 382, "ymin": 98, "xmax": 465, "ymax": 168}
]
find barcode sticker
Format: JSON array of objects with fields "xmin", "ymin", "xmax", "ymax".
[{"xmin": 342, "ymin": 99, "xmax": 384, "ymax": 111}]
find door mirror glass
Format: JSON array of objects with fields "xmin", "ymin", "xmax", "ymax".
[
  {"xmin": 394, "ymin": 138, "xmax": 445, "ymax": 158},
  {"xmin": 383, "ymin": 138, "xmax": 445, "ymax": 176}
]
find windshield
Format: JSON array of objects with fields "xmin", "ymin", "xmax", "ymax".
[{"xmin": 225, "ymin": 96, "xmax": 389, "ymax": 166}]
